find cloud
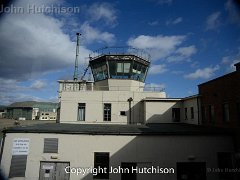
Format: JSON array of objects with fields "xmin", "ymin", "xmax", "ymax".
[
  {"xmin": 190, "ymin": 61, "xmax": 200, "ymax": 68},
  {"xmin": 221, "ymin": 49, "xmax": 240, "ymax": 72},
  {"xmin": 148, "ymin": 20, "xmax": 159, "ymax": 26},
  {"xmin": 0, "ymin": 0, "xmax": 91, "ymax": 81},
  {"xmin": 0, "ymin": 78, "xmax": 56, "ymax": 105},
  {"xmin": 149, "ymin": 64, "xmax": 168, "ymax": 74},
  {"xmin": 0, "ymin": 79, "xmax": 23, "ymax": 94},
  {"xmin": 166, "ymin": 17, "xmax": 183, "ymax": 25},
  {"xmin": 230, "ymin": 59, "xmax": 240, "ymax": 70},
  {"xmin": 30, "ymin": 80, "xmax": 47, "ymax": 89},
  {"xmin": 144, "ymin": 83, "xmax": 166, "ymax": 91},
  {"xmin": 184, "ymin": 65, "xmax": 220, "ymax": 79},
  {"xmin": 80, "ymin": 22, "xmax": 115, "ymax": 45},
  {"xmin": 127, "ymin": 35, "xmax": 186, "ymax": 61},
  {"xmin": 167, "ymin": 45, "xmax": 197, "ymax": 62},
  {"xmin": 176, "ymin": 45, "xmax": 197, "ymax": 57},
  {"xmin": 222, "ymin": 56, "xmax": 240, "ymax": 72},
  {"xmin": 87, "ymin": 2, "xmax": 117, "ymax": 27},
  {"xmin": 221, "ymin": 56, "xmax": 231, "ymax": 64},
  {"xmin": 206, "ymin": 11, "xmax": 221, "ymax": 30},
  {"xmin": 225, "ymin": 0, "xmax": 240, "ymax": 24},
  {"xmin": 156, "ymin": 0, "xmax": 173, "ymax": 5},
  {"xmin": 0, "ymin": 93, "xmax": 55, "ymax": 105},
  {"xmin": 171, "ymin": 70, "xmax": 184, "ymax": 75},
  {"xmin": 0, "ymin": 0, "xmax": 94, "ymax": 104}
]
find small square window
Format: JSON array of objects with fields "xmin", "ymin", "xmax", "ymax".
[
  {"xmin": 120, "ymin": 111, "xmax": 126, "ymax": 116},
  {"xmin": 45, "ymin": 169, "xmax": 50, "ymax": 173}
]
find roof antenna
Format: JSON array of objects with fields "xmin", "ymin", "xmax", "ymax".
[{"xmin": 73, "ymin": 32, "xmax": 81, "ymax": 81}]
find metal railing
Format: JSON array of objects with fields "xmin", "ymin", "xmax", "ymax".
[
  {"xmin": 60, "ymin": 84, "xmax": 164, "ymax": 92},
  {"xmin": 89, "ymin": 46, "xmax": 151, "ymax": 62}
]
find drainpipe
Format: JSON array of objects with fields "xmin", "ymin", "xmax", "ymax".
[
  {"xmin": 197, "ymin": 96, "xmax": 200, "ymax": 125},
  {"xmin": 0, "ymin": 131, "xmax": 6, "ymax": 165},
  {"xmin": 127, "ymin": 97, "xmax": 133, "ymax": 124}
]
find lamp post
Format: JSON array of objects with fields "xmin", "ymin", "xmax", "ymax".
[{"xmin": 127, "ymin": 97, "xmax": 133, "ymax": 124}]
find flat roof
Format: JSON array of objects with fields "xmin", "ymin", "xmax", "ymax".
[
  {"xmin": 142, "ymin": 98, "xmax": 182, "ymax": 102},
  {"xmin": 3, "ymin": 123, "xmax": 233, "ymax": 136},
  {"xmin": 142, "ymin": 95, "xmax": 200, "ymax": 102},
  {"xmin": 8, "ymin": 101, "xmax": 58, "ymax": 108},
  {"xmin": 58, "ymin": 80, "xmax": 94, "ymax": 83}
]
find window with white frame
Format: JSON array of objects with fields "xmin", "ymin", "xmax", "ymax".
[
  {"xmin": 78, "ymin": 103, "xmax": 86, "ymax": 121},
  {"xmin": 103, "ymin": 103, "xmax": 111, "ymax": 121}
]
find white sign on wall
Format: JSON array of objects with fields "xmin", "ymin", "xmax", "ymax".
[{"xmin": 12, "ymin": 138, "xmax": 30, "ymax": 155}]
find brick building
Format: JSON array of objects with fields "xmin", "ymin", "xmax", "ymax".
[{"xmin": 198, "ymin": 62, "xmax": 240, "ymax": 128}]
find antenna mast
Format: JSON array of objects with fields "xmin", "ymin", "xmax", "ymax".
[{"xmin": 73, "ymin": 32, "xmax": 81, "ymax": 81}]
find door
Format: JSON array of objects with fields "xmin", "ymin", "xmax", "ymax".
[
  {"xmin": 39, "ymin": 162, "xmax": 70, "ymax": 180},
  {"xmin": 172, "ymin": 108, "xmax": 180, "ymax": 122},
  {"xmin": 121, "ymin": 162, "xmax": 137, "ymax": 180},
  {"xmin": 177, "ymin": 162, "xmax": 206, "ymax": 180}
]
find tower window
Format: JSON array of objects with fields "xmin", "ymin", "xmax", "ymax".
[{"xmin": 117, "ymin": 63, "xmax": 124, "ymax": 73}]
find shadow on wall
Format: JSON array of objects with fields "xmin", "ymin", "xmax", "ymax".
[
  {"xmin": 125, "ymin": 101, "xmax": 145, "ymax": 124},
  {"xmin": 125, "ymin": 100, "xmax": 178, "ymax": 125},
  {"xmin": 145, "ymin": 103, "xmax": 181, "ymax": 124},
  {"xmin": 78, "ymin": 133, "xmax": 234, "ymax": 180},
  {"xmin": 80, "ymin": 136, "xmax": 174, "ymax": 180}
]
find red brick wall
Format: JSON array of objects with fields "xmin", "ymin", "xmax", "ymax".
[{"xmin": 198, "ymin": 70, "xmax": 240, "ymax": 127}]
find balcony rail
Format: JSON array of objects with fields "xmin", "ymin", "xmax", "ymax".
[
  {"xmin": 60, "ymin": 84, "xmax": 164, "ymax": 92},
  {"xmin": 89, "ymin": 46, "xmax": 151, "ymax": 62}
]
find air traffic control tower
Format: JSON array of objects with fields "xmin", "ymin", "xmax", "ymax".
[
  {"xmin": 58, "ymin": 46, "xmax": 166, "ymax": 124},
  {"xmin": 89, "ymin": 47, "xmax": 150, "ymax": 91}
]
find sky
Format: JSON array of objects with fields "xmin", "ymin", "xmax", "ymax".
[{"xmin": 0, "ymin": 0, "xmax": 240, "ymax": 105}]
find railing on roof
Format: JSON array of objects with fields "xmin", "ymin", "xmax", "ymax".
[
  {"xmin": 89, "ymin": 46, "xmax": 151, "ymax": 62},
  {"xmin": 60, "ymin": 84, "xmax": 164, "ymax": 92}
]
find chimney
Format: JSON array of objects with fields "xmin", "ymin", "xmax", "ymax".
[{"xmin": 234, "ymin": 62, "xmax": 240, "ymax": 72}]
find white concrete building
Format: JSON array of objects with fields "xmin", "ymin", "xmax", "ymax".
[
  {"xmin": 0, "ymin": 123, "xmax": 235, "ymax": 180},
  {"xmin": 59, "ymin": 82, "xmax": 166, "ymax": 124},
  {"xmin": 39, "ymin": 111, "xmax": 57, "ymax": 121},
  {"xmin": 0, "ymin": 48, "xmax": 237, "ymax": 180},
  {"xmin": 58, "ymin": 51, "xmax": 167, "ymax": 125},
  {"xmin": 58, "ymin": 51, "xmax": 200, "ymax": 125},
  {"xmin": 143, "ymin": 95, "xmax": 201, "ymax": 125}
]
